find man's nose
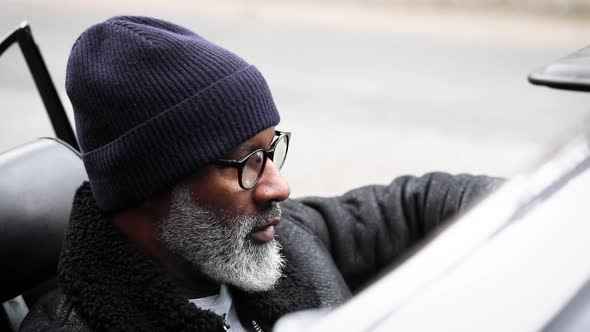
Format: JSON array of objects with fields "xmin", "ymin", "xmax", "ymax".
[{"xmin": 253, "ymin": 159, "xmax": 291, "ymax": 204}]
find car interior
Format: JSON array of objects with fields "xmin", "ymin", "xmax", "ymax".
[{"xmin": 1, "ymin": 19, "xmax": 589, "ymax": 332}]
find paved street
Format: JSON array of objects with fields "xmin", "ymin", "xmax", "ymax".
[{"xmin": 2, "ymin": 0, "xmax": 590, "ymax": 197}]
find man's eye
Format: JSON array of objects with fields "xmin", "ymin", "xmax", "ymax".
[
  {"xmin": 254, "ymin": 153, "xmax": 263, "ymax": 163},
  {"xmin": 245, "ymin": 151, "xmax": 264, "ymax": 170}
]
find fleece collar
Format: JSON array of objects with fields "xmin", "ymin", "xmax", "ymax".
[{"xmin": 58, "ymin": 182, "xmax": 320, "ymax": 331}]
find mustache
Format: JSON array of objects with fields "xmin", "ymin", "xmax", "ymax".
[{"xmin": 251, "ymin": 202, "xmax": 282, "ymax": 227}]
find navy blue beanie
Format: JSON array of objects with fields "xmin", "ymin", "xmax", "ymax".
[{"xmin": 66, "ymin": 16, "xmax": 280, "ymax": 212}]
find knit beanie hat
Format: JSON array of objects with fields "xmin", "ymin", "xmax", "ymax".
[{"xmin": 66, "ymin": 16, "xmax": 280, "ymax": 212}]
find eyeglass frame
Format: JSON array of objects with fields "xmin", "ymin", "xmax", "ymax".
[{"xmin": 213, "ymin": 130, "xmax": 291, "ymax": 190}]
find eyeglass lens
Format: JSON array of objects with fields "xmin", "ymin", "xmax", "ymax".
[
  {"xmin": 272, "ymin": 135, "xmax": 288, "ymax": 170},
  {"xmin": 243, "ymin": 150, "xmax": 264, "ymax": 188},
  {"xmin": 241, "ymin": 134, "xmax": 289, "ymax": 188}
]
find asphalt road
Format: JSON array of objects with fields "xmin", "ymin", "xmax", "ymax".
[{"xmin": 2, "ymin": 0, "xmax": 590, "ymax": 198}]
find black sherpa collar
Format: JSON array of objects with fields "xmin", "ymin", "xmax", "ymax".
[{"xmin": 58, "ymin": 182, "xmax": 320, "ymax": 331}]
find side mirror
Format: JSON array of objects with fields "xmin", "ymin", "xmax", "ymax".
[{"xmin": 528, "ymin": 45, "xmax": 590, "ymax": 93}]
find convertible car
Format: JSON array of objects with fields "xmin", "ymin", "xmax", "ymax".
[
  {"xmin": 0, "ymin": 22, "xmax": 589, "ymax": 332},
  {"xmin": 275, "ymin": 46, "xmax": 590, "ymax": 331}
]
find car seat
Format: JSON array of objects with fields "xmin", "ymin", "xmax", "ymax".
[{"xmin": 0, "ymin": 138, "xmax": 86, "ymax": 332}]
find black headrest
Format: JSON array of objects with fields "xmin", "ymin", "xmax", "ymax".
[{"xmin": 0, "ymin": 138, "xmax": 87, "ymax": 303}]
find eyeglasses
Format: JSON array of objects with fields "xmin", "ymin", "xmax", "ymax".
[{"xmin": 213, "ymin": 131, "xmax": 291, "ymax": 190}]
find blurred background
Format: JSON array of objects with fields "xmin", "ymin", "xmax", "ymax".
[{"xmin": 1, "ymin": 0, "xmax": 590, "ymax": 197}]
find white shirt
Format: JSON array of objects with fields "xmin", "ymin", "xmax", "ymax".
[{"xmin": 189, "ymin": 284, "xmax": 247, "ymax": 331}]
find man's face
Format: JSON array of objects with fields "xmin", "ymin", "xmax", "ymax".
[{"xmin": 156, "ymin": 127, "xmax": 291, "ymax": 292}]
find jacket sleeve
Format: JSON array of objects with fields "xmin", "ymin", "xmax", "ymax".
[{"xmin": 283, "ymin": 172, "xmax": 501, "ymax": 292}]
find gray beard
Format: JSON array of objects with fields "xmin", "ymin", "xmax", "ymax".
[{"xmin": 156, "ymin": 185, "xmax": 285, "ymax": 292}]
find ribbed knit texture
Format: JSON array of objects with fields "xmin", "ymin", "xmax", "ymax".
[{"xmin": 66, "ymin": 16, "xmax": 280, "ymax": 212}]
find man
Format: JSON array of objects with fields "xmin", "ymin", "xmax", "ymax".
[{"xmin": 21, "ymin": 16, "xmax": 498, "ymax": 331}]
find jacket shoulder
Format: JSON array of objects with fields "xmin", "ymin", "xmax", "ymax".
[
  {"xmin": 19, "ymin": 290, "xmax": 90, "ymax": 332},
  {"xmin": 279, "ymin": 173, "xmax": 500, "ymax": 291}
]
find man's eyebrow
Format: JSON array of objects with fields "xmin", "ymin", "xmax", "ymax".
[
  {"xmin": 226, "ymin": 134, "xmax": 275, "ymax": 159},
  {"xmin": 224, "ymin": 143, "xmax": 259, "ymax": 160},
  {"xmin": 237, "ymin": 143, "xmax": 258, "ymax": 153}
]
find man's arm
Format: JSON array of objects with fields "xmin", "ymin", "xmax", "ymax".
[{"xmin": 282, "ymin": 172, "xmax": 500, "ymax": 292}]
